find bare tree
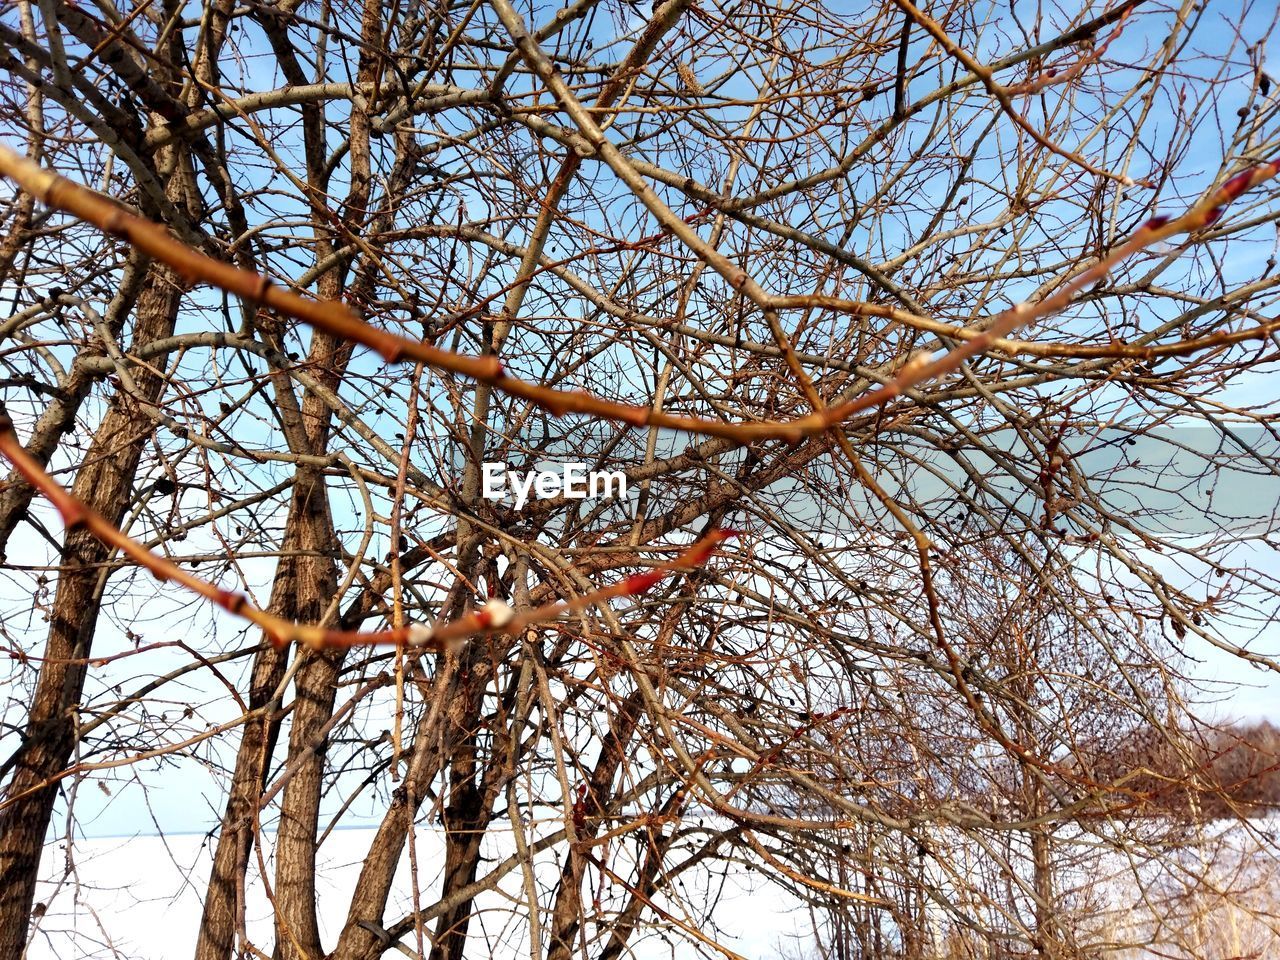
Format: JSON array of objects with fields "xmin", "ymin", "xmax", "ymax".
[{"xmin": 1, "ymin": 0, "xmax": 1280, "ymax": 958}]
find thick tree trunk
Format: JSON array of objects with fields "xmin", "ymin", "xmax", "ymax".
[
  {"xmin": 1, "ymin": 1, "xmax": 239, "ymax": 952},
  {"xmin": 193, "ymin": 464, "xmax": 334, "ymax": 960},
  {"xmin": 333, "ymin": 641, "xmax": 518, "ymax": 960},
  {"xmin": 264, "ymin": 315, "xmax": 356, "ymax": 960},
  {"xmin": 194, "ymin": 0, "xmax": 352, "ymax": 949},
  {"xmin": 546, "ymin": 694, "xmax": 643, "ymax": 960},
  {"xmin": 0, "ymin": 263, "xmax": 184, "ymax": 960},
  {"xmin": 427, "ymin": 663, "xmax": 495, "ymax": 960},
  {"xmin": 193, "ymin": 642, "xmax": 289, "ymax": 960},
  {"xmin": 331, "ymin": 679, "xmax": 462, "ymax": 960},
  {"xmin": 427, "ymin": 773, "xmax": 488, "ymax": 960},
  {"xmin": 272, "ymin": 647, "xmax": 343, "ymax": 960},
  {"xmin": 268, "ymin": 0, "xmax": 380, "ymax": 948},
  {"xmin": 1032, "ymin": 824, "xmax": 1059, "ymax": 959}
]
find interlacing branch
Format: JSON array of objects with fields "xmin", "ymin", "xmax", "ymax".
[
  {"xmin": 0, "ymin": 145, "xmax": 1276, "ymax": 444},
  {"xmin": 0, "ymin": 148, "xmax": 1276, "ymax": 649},
  {"xmin": 0, "ymin": 413, "xmax": 732, "ymax": 650}
]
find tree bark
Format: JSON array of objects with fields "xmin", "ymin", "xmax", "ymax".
[
  {"xmin": 193, "ymin": 464, "xmax": 336, "ymax": 960},
  {"xmin": 260, "ymin": 332, "xmax": 351, "ymax": 960},
  {"xmin": 0, "ymin": 262, "xmax": 185, "ymax": 960},
  {"xmin": 546, "ymin": 694, "xmax": 643, "ymax": 960}
]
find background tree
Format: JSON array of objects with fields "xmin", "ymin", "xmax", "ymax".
[{"xmin": 1, "ymin": 0, "xmax": 1280, "ymax": 958}]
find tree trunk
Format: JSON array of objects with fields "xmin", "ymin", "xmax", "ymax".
[
  {"xmin": 0, "ymin": 263, "xmax": 184, "ymax": 960},
  {"xmin": 193, "ymin": 463, "xmax": 338, "ymax": 960},
  {"xmin": 546, "ymin": 694, "xmax": 643, "ymax": 960}
]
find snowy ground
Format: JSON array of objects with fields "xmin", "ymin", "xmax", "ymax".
[{"xmin": 26, "ymin": 826, "xmax": 816, "ymax": 959}]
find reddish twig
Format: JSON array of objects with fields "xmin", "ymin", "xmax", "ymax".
[
  {"xmin": 0, "ymin": 411, "xmax": 732, "ymax": 650},
  {"xmin": 0, "ymin": 145, "xmax": 1275, "ymax": 444}
]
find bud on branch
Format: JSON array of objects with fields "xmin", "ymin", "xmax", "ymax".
[{"xmin": 0, "ymin": 411, "xmax": 732, "ymax": 650}]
